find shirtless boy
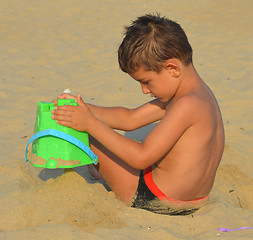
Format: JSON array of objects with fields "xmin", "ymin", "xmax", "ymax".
[{"xmin": 52, "ymin": 14, "xmax": 225, "ymax": 215}]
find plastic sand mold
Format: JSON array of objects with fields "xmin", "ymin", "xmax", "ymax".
[
  {"xmin": 25, "ymin": 99, "xmax": 98, "ymax": 169},
  {"xmin": 218, "ymin": 227, "xmax": 253, "ymax": 232}
]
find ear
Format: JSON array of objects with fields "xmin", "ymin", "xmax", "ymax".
[{"xmin": 163, "ymin": 59, "xmax": 181, "ymax": 78}]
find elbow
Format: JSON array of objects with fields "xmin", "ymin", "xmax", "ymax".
[
  {"xmin": 131, "ymin": 154, "xmax": 151, "ymax": 170},
  {"xmin": 125, "ymin": 142, "xmax": 153, "ymax": 170},
  {"xmin": 123, "ymin": 125, "xmax": 139, "ymax": 132}
]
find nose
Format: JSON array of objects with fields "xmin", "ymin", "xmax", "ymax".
[{"xmin": 141, "ymin": 84, "xmax": 150, "ymax": 94}]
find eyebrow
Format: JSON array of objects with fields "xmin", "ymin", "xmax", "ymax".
[{"xmin": 136, "ymin": 78, "xmax": 147, "ymax": 82}]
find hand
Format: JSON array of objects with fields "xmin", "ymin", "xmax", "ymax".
[
  {"xmin": 52, "ymin": 93, "xmax": 77, "ymax": 105},
  {"xmin": 51, "ymin": 94, "xmax": 94, "ymax": 132}
]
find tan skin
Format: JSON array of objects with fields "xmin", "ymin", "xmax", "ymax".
[{"xmin": 52, "ymin": 59, "xmax": 225, "ymax": 204}]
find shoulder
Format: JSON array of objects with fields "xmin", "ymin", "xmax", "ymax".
[
  {"xmin": 168, "ymin": 94, "xmax": 206, "ymax": 111},
  {"xmin": 164, "ymin": 94, "xmax": 210, "ymax": 124}
]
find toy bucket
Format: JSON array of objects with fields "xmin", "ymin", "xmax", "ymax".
[{"xmin": 25, "ymin": 99, "xmax": 98, "ymax": 169}]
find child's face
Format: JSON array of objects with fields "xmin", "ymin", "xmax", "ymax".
[{"xmin": 129, "ymin": 67, "xmax": 178, "ymax": 102}]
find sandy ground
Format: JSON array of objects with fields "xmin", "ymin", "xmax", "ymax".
[{"xmin": 0, "ymin": 0, "xmax": 253, "ymax": 239}]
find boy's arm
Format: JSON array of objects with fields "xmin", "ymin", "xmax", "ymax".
[
  {"xmin": 86, "ymin": 98, "xmax": 166, "ymax": 131},
  {"xmin": 52, "ymin": 95, "xmax": 195, "ymax": 169},
  {"xmin": 56, "ymin": 93, "xmax": 167, "ymax": 131}
]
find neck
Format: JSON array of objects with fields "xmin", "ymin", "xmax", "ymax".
[{"xmin": 173, "ymin": 63, "xmax": 202, "ymax": 100}]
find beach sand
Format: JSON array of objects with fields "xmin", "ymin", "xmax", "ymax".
[{"xmin": 0, "ymin": 0, "xmax": 252, "ymax": 239}]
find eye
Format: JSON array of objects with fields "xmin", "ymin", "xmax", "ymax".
[{"xmin": 142, "ymin": 80, "xmax": 150, "ymax": 85}]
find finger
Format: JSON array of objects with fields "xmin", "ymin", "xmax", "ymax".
[
  {"xmin": 58, "ymin": 93, "xmax": 76, "ymax": 100},
  {"xmin": 54, "ymin": 105, "xmax": 76, "ymax": 112},
  {"xmin": 77, "ymin": 94, "xmax": 85, "ymax": 106},
  {"xmin": 52, "ymin": 99, "xmax": 57, "ymax": 105},
  {"xmin": 53, "ymin": 93, "xmax": 74, "ymax": 106},
  {"xmin": 51, "ymin": 114, "xmax": 72, "ymax": 122},
  {"xmin": 51, "ymin": 109, "xmax": 74, "ymax": 118},
  {"xmin": 55, "ymin": 120, "xmax": 73, "ymax": 128},
  {"xmin": 57, "ymin": 93, "xmax": 70, "ymax": 99}
]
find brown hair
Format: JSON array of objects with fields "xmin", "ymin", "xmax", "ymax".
[{"xmin": 118, "ymin": 13, "xmax": 193, "ymax": 74}]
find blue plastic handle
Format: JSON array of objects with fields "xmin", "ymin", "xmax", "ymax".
[{"xmin": 25, "ymin": 129, "xmax": 98, "ymax": 165}]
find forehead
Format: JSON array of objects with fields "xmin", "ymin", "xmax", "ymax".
[{"xmin": 129, "ymin": 67, "xmax": 156, "ymax": 81}]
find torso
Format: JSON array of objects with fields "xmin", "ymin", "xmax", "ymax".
[{"xmin": 152, "ymin": 80, "xmax": 225, "ymax": 201}]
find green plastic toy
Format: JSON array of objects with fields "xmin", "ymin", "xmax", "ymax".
[{"xmin": 25, "ymin": 99, "xmax": 98, "ymax": 169}]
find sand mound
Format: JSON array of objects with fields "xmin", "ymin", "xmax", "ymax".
[{"xmin": 0, "ymin": 166, "xmax": 125, "ymax": 232}]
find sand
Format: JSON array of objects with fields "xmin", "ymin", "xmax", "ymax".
[{"xmin": 0, "ymin": 0, "xmax": 252, "ymax": 239}]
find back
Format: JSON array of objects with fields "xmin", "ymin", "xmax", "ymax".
[{"xmin": 152, "ymin": 77, "xmax": 225, "ymax": 201}]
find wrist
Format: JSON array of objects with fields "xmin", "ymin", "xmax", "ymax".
[{"xmin": 86, "ymin": 114, "xmax": 100, "ymax": 133}]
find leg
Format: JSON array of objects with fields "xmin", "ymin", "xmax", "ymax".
[
  {"xmin": 89, "ymin": 135, "xmax": 140, "ymax": 204},
  {"xmin": 87, "ymin": 164, "xmax": 103, "ymax": 180}
]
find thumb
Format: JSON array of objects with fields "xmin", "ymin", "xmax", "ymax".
[{"xmin": 77, "ymin": 94, "xmax": 85, "ymax": 106}]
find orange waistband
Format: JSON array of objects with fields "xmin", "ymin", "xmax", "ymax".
[{"xmin": 144, "ymin": 167, "xmax": 209, "ymax": 207}]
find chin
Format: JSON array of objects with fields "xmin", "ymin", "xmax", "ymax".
[
  {"xmin": 158, "ymin": 98, "xmax": 165, "ymax": 102},
  {"xmin": 159, "ymin": 97, "xmax": 170, "ymax": 103}
]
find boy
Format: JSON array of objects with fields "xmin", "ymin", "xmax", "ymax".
[{"xmin": 52, "ymin": 14, "xmax": 224, "ymax": 215}]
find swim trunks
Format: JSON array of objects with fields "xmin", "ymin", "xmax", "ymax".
[{"xmin": 131, "ymin": 167, "xmax": 209, "ymax": 215}]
